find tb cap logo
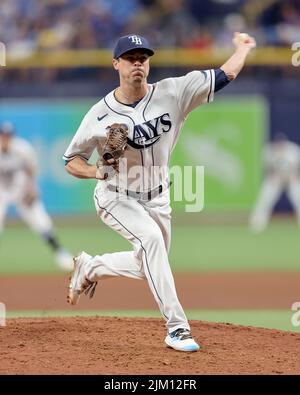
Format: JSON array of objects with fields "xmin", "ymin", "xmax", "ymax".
[{"xmin": 128, "ymin": 35, "xmax": 143, "ymax": 45}]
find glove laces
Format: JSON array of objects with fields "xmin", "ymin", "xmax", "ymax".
[{"xmin": 106, "ymin": 125, "xmax": 128, "ymax": 149}]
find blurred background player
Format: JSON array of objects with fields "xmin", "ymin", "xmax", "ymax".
[
  {"xmin": 250, "ymin": 133, "xmax": 300, "ymax": 233},
  {"xmin": 0, "ymin": 121, "xmax": 73, "ymax": 271}
]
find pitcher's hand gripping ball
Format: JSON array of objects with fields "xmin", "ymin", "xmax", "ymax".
[{"xmin": 96, "ymin": 123, "xmax": 128, "ymax": 180}]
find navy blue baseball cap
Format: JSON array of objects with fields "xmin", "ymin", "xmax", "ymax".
[
  {"xmin": 113, "ymin": 35, "xmax": 154, "ymax": 59},
  {"xmin": 0, "ymin": 121, "xmax": 15, "ymax": 135}
]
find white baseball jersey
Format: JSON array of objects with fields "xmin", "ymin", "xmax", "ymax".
[
  {"xmin": 64, "ymin": 70, "xmax": 215, "ymax": 332},
  {"xmin": 64, "ymin": 70, "xmax": 215, "ymax": 191},
  {"xmin": 0, "ymin": 137, "xmax": 53, "ymax": 235},
  {"xmin": 264, "ymin": 141, "xmax": 300, "ymax": 181},
  {"xmin": 0, "ymin": 137, "xmax": 37, "ymax": 197},
  {"xmin": 250, "ymin": 140, "xmax": 300, "ymax": 233}
]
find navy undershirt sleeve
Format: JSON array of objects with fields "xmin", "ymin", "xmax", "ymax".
[{"xmin": 214, "ymin": 68, "xmax": 231, "ymax": 92}]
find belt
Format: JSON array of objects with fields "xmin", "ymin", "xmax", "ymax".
[{"xmin": 107, "ymin": 181, "xmax": 171, "ymax": 201}]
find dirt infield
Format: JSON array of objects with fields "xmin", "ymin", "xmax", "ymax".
[
  {"xmin": 1, "ymin": 272, "xmax": 300, "ymax": 374},
  {"xmin": 1, "ymin": 271, "xmax": 300, "ymax": 310},
  {"xmin": 1, "ymin": 317, "xmax": 300, "ymax": 374}
]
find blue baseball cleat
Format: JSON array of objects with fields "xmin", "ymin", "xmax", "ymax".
[{"xmin": 165, "ymin": 328, "xmax": 200, "ymax": 352}]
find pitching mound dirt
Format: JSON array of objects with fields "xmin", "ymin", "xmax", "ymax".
[{"xmin": 1, "ymin": 317, "xmax": 300, "ymax": 375}]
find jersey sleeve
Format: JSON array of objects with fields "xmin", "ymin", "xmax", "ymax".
[
  {"xmin": 174, "ymin": 69, "xmax": 215, "ymax": 118},
  {"xmin": 214, "ymin": 68, "xmax": 231, "ymax": 92},
  {"xmin": 63, "ymin": 110, "xmax": 97, "ymax": 163}
]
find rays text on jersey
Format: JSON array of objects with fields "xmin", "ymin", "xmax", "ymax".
[{"xmin": 127, "ymin": 113, "xmax": 171, "ymax": 149}]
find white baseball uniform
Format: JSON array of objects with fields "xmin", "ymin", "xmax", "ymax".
[
  {"xmin": 250, "ymin": 140, "xmax": 300, "ymax": 232},
  {"xmin": 64, "ymin": 70, "xmax": 215, "ymax": 332},
  {"xmin": 0, "ymin": 136, "xmax": 53, "ymax": 234}
]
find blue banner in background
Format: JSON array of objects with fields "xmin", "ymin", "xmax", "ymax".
[{"xmin": 0, "ymin": 99, "xmax": 97, "ymax": 214}]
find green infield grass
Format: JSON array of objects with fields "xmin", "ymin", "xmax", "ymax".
[
  {"xmin": 0, "ymin": 221, "xmax": 299, "ymax": 274},
  {"xmin": 5, "ymin": 309, "xmax": 300, "ymax": 333}
]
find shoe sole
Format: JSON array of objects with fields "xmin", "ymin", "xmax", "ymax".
[
  {"xmin": 67, "ymin": 255, "xmax": 83, "ymax": 305},
  {"xmin": 165, "ymin": 338, "xmax": 200, "ymax": 352}
]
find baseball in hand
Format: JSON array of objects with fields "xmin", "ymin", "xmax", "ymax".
[{"xmin": 238, "ymin": 33, "xmax": 250, "ymax": 43}]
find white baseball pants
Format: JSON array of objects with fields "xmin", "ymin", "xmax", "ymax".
[
  {"xmin": 250, "ymin": 177, "xmax": 300, "ymax": 232},
  {"xmin": 84, "ymin": 182, "xmax": 190, "ymax": 333},
  {"xmin": 0, "ymin": 189, "xmax": 53, "ymax": 235}
]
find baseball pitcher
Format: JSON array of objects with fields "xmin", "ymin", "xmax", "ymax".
[
  {"xmin": 0, "ymin": 122, "xmax": 73, "ymax": 271},
  {"xmin": 64, "ymin": 32, "xmax": 256, "ymax": 351}
]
